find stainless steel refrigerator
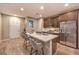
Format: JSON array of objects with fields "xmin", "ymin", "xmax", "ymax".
[{"xmin": 60, "ymin": 20, "xmax": 77, "ymax": 48}]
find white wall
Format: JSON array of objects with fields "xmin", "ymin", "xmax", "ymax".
[
  {"xmin": 26, "ymin": 18, "xmax": 38, "ymax": 32},
  {"xmin": 25, "ymin": 18, "xmax": 44, "ymax": 32},
  {"xmin": 2, "ymin": 14, "xmax": 25, "ymax": 39},
  {"xmin": 2, "ymin": 15, "xmax": 9, "ymax": 39},
  {"xmin": 38, "ymin": 18, "xmax": 44, "ymax": 31},
  {"xmin": 0, "ymin": 13, "xmax": 2, "ymax": 40}
]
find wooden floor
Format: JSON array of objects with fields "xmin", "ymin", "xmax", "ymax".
[{"xmin": 0, "ymin": 37, "xmax": 79, "ymax": 55}]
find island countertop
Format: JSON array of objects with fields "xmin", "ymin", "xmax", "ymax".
[{"xmin": 26, "ymin": 32, "xmax": 58, "ymax": 42}]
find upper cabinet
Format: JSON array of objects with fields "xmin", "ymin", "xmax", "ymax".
[
  {"xmin": 58, "ymin": 14, "xmax": 66, "ymax": 21},
  {"xmin": 58, "ymin": 11, "xmax": 77, "ymax": 22},
  {"xmin": 66, "ymin": 11, "xmax": 77, "ymax": 20},
  {"xmin": 50, "ymin": 17, "xmax": 59, "ymax": 27},
  {"xmin": 44, "ymin": 18, "xmax": 50, "ymax": 28},
  {"xmin": 44, "ymin": 10, "xmax": 78, "ymax": 28},
  {"xmin": 44, "ymin": 17, "xmax": 59, "ymax": 28}
]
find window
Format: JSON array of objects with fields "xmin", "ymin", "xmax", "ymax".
[{"xmin": 28, "ymin": 20, "xmax": 33, "ymax": 28}]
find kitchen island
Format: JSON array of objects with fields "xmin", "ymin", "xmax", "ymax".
[{"xmin": 26, "ymin": 32, "xmax": 58, "ymax": 55}]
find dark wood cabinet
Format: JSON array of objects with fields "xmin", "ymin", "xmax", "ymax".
[
  {"xmin": 58, "ymin": 11, "xmax": 77, "ymax": 22},
  {"xmin": 66, "ymin": 11, "xmax": 77, "ymax": 20},
  {"xmin": 58, "ymin": 14, "xmax": 66, "ymax": 22},
  {"xmin": 44, "ymin": 18, "xmax": 50, "ymax": 28},
  {"xmin": 50, "ymin": 18, "xmax": 54, "ymax": 27},
  {"xmin": 44, "ymin": 17, "xmax": 59, "ymax": 28},
  {"xmin": 50, "ymin": 17, "xmax": 59, "ymax": 27},
  {"xmin": 44, "ymin": 10, "xmax": 78, "ymax": 28}
]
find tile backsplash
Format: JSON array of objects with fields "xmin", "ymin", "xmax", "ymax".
[{"xmin": 42, "ymin": 28, "xmax": 59, "ymax": 32}]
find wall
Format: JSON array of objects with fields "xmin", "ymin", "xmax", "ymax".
[
  {"xmin": 25, "ymin": 18, "xmax": 39, "ymax": 32},
  {"xmin": 2, "ymin": 14, "xmax": 25, "ymax": 39},
  {"xmin": 20, "ymin": 18, "xmax": 26, "ymax": 33},
  {"xmin": 38, "ymin": 18, "xmax": 44, "ymax": 31},
  {"xmin": 0, "ymin": 13, "xmax": 2, "ymax": 40},
  {"xmin": 25, "ymin": 18, "xmax": 44, "ymax": 32},
  {"xmin": 2, "ymin": 14, "xmax": 10, "ymax": 39}
]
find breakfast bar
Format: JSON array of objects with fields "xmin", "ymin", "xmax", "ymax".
[{"xmin": 26, "ymin": 32, "xmax": 58, "ymax": 55}]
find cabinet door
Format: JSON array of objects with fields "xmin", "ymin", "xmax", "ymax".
[
  {"xmin": 50, "ymin": 18, "xmax": 55, "ymax": 27},
  {"xmin": 44, "ymin": 18, "xmax": 50, "ymax": 28},
  {"xmin": 58, "ymin": 14, "xmax": 66, "ymax": 22},
  {"xmin": 56, "ymin": 18, "xmax": 60, "ymax": 27},
  {"xmin": 59, "ymin": 11, "xmax": 77, "ymax": 22},
  {"xmin": 66, "ymin": 11, "xmax": 77, "ymax": 21},
  {"xmin": 59, "ymin": 11, "xmax": 77, "ymax": 21},
  {"xmin": 53, "ymin": 18, "xmax": 59, "ymax": 27},
  {"xmin": 50, "ymin": 17, "xmax": 59, "ymax": 27}
]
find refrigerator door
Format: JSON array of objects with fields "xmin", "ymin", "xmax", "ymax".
[
  {"xmin": 65, "ymin": 21, "xmax": 76, "ymax": 48},
  {"xmin": 60, "ymin": 22, "xmax": 66, "ymax": 45}
]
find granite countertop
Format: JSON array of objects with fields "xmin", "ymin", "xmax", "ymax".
[{"xmin": 26, "ymin": 32, "xmax": 58, "ymax": 42}]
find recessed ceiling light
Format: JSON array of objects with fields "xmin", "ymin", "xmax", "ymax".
[
  {"xmin": 64, "ymin": 3, "xmax": 69, "ymax": 7},
  {"xmin": 40, "ymin": 6, "xmax": 44, "ymax": 10},
  {"xmin": 14, "ymin": 14, "xmax": 17, "ymax": 16},
  {"xmin": 20, "ymin": 8, "xmax": 24, "ymax": 11},
  {"xmin": 40, "ymin": 14, "xmax": 42, "ymax": 17}
]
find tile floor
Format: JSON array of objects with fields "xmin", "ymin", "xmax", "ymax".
[
  {"xmin": 0, "ymin": 38, "xmax": 30, "ymax": 55},
  {"xmin": 0, "ymin": 37, "xmax": 79, "ymax": 55},
  {"xmin": 55, "ymin": 43, "xmax": 79, "ymax": 55}
]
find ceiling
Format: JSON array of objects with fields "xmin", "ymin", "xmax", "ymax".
[{"xmin": 0, "ymin": 3, "xmax": 79, "ymax": 18}]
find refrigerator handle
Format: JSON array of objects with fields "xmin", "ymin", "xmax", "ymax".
[
  {"xmin": 65, "ymin": 32, "xmax": 66, "ymax": 40},
  {"xmin": 60, "ymin": 28, "xmax": 62, "ymax": 33}
]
